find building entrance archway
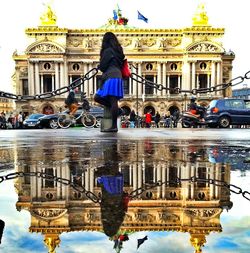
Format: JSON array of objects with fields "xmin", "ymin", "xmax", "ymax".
[
  {"xmin": 43, "ymin": 105, "xmax": 54, "ymax": 115},
  {"xmin": 144, "ymin": 105, "xmax": 155, "ymax": 115},
  {"xmin": 168, "ymin": 105, "xmax": 179, "ymax": 115}
]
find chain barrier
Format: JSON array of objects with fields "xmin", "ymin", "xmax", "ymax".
[
  {"xmin": 128, "ymin": 176, "xmax": 250, "ymax": 202},
  {"xmin": 1, "ymin": 172, "xmax": 249, "ymax": 202},
  {"xmin": 0, "ymin": 68, "xmax": 250, "ymax": 100},
  {"xmin": 0, "ymin": 68, "xmax": 98, "ymax": 101},
  {"xmin": 0, "ymin": 171, "xmax": 101, "ymax": 203},
  {"xmin": 130, "ymin": 70, "xmax": 250, "ymax": 95}
]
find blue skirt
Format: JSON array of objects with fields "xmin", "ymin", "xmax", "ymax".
[{"xmin": 96, "ymin": 78, "xmax": 124, "ymax": 99}]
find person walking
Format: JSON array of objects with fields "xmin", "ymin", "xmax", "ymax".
[
  {"xmin": 129, "ymin": 109, "xmax": 136, "ymax": 128},
  {"xmin": 145, "ymin": 110, "xmax": 152, "ymax": 128},
  {"xmin": 154, "ymin": 111, "xmax": 161, "ymax": 128},
  {"xmin": 94, "ymin": 32, "xmax": 126, "ymax": 132}
]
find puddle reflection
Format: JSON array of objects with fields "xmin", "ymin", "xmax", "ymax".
[{"xmin": 0, "ymin": 139, "xmax": 249, "ymax": 252}]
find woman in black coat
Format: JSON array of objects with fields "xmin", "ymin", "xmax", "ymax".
[{"xmin": 94, "ymin": 32, "xmax": 125, "ymax": 132}]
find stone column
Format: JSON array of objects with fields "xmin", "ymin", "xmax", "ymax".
[
  {"xmin": 40, "ymin": 75, "xmax": 44, "ymax": 93},
  {"xmin": 157, "ymin": 63, "xmax": 162, "ymax": 95},
  {"xmin": 216, "ymin": 61, "xmax": 222, "ymax": 95},
  {"xmin": 28, "ymin": 61, "xmax": 35, "ymax": 95},
  {"xmin": 84, "ymin": 64, "xmax": 88, "ymax": 95},
  {"xmin": 34, "ymin": 62, "xmax": 39, "ymax": 95},
  {"xmin": 60, "ymin": 62, "xmax": 64, "ymax": 90},
  {"xmin": 191, "ymin": 62, "xmax": 196, "ymax": 90},
  {"xmin": 167, "ymin": 75, "xmax": 170, "ymax": 95},
  {"xmin": 157, "ymin": 163, "xmax": 161, "ymax": 198},
  {"xmin": 162, "ymin": 164, "xmax": 166, "ymax": 198},
  {"xmin": 162, "ymin": 62, "xmax": 167, "ymax": 96},
  {"xmin": 138, "ymin": 62, "xmax": 142, "ymax": 95},
  {"xmin": 55, "ymin": 62, "xmax": 59, "ymax": 90},
  {"xmin": 211, "ymin": 61, "xmax": 216, "ymax": 86},
  {"xmin": 64, "ymin": 58, "xmax": 68, "ymax": 86},
  {"xmin": 133, "ymin": 164, "xmax": 137, "ymax": 191},
  {"xmin": 88, "ymin": 63, "xmax": 94, "ymax": 97}
]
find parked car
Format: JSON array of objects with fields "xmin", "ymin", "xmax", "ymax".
[
  {"xmin": 23, "ymin": 113, "xmax": 45, "ymax": 128},
  {"xmin": 38, "ymin": 106, "xmax": 104, "ymax": 129},
  {"xmin": 205, "ymin": 98, "xmax": 250, "ymax": 128}
]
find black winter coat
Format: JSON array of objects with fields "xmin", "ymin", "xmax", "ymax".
[{"xmin": 99, "ymin": 47, "xmax": 125, "ymax": 82}]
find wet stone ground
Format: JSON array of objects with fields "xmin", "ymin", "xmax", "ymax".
[{"xmin": 0, "ymin": 128, "xmax": 249, "ymax": 253}]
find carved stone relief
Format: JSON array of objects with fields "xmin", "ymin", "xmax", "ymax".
[
  {"xmin": 30, "ymin": 43, "xmax": 63, "ymax": 53},
  {"xmin": 189, "ymin": 43, "xmax": 218, "ymax": 52},
  {"xmin": 167, "ymin": 38, "xmax": 181, "ymax": 47},
  {"xmin": 158, "ymin": 211, "xmax": 180, "ymax": 222},
  {"xmin": 120, "ymin": 38, "xmax": 132, "ymax": 47},
  {"xmin": 68, "ymin": 38, "xmax": 82, "ymax": 47},
  {"xmin": 32, "ymin": 208, "xmax": 67, "ymax": 220},
  {"xmin": 185, "ymin": 208, "xmax": 222, "ymax": 220}
]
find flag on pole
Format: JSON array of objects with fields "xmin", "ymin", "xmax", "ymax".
[
  {"xmin": 137, "ymin": 235, "xmax": 148, "ymax": 249},
  {"xmin": 137, "ymin": 11, "xmax": 148, "ymax": 23},
  {"xmin": 113, "ymin": 10, "xmax": 118, "ymax": 20}
]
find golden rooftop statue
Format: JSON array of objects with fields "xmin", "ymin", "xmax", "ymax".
[
  {"xmin": 40, "ymin": 3, "xmax": 57, "ymax": 26},
  {"xmin": 192, "ymin": 3, "xmax": 210, "ymax": 26},
  {"xmin": 44, "ymin": 233, "xmax": 61, "ymax": 253}
]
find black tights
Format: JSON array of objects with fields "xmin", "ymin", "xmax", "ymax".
[{"xmin": 94, "ymin": 95, "xmax": 119, "ymax": 128}]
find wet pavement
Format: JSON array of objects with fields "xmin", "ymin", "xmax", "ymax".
[{"xmin": 0, "ymin": 128, "xmax": 250, "ymax": 253}]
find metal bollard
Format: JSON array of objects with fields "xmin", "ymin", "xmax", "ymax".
[{"xmin": 101, "ymin": 106, "xmax": 113, "ymax": 132}]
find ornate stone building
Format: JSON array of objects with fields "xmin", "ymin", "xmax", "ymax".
[
  {"xmin": 12, "ymin": 3, "xmax": 235, "ymax": 116},
  {"xmin": 14, "ymin": 140, "xmax": 232, "ymax": 253},
  {"xmin": 0, "ymin": 98, "xmax": 14, "ymax": 114}
]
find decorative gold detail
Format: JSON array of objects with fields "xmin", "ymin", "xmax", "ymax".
[
  {"xmin": 120, "ymin": 38, "xmax": 132, "ymax": 47},
  {"xmin": 185, "ymin": 208, "xmax": 222, "ymax": 220},
  {"xmin": 69, "ymin": 38, "xmax": 82, "ymax": 47},
  {"xmin": 32, "ymin": 208, "xmax": 67, "ymax": 220},
  {"xmin": 144, "ymin": 38, "xmax": 156, "ymax": 47},
  {"xmin": 83, "ymin": 38, "xmax": 93, "ymax": 49},
  {"xmin": 30, "ymin": 43, "xmax": 63, "ymax": 53},
  {"xmin": 44, "ymin": 234, "xmax": 60, "ymax": 253},
  {"xmin": 40, "ymin": 3, "xmax": 57, "ymax": 26},
  {"xmin": 192, "ymin": 3, "xmax": 210, "ymax": 26},
  {"xmin": 158, "ymin": 211, "xmax": 179, "ymax": 222},
  {"xmin": 166, "ymin": 38, "xmax": 181, "ymax": 47},
  {"xmin": 188, "ymin": 43, "xmax": 218, "ymax": 52},
  {"xmin": 134, "ymin": 38, "xmax": 142, "ymax": 50},
  {"xmin": 190, "ymin": 234, "xmax": 206, "ymax": 253}
]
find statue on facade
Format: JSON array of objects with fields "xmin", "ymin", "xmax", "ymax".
[{"xmin": 40, "ymin": 3, "xmax": 57, "ymax": 26}]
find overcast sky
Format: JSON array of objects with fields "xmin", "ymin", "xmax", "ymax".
[{"xmin": 0, "ymin": 0, "xmax": 250, "ymax": 93}]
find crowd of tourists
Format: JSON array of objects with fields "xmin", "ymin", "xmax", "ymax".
[
  {"xmin": 0, "ymin": 111, "xmax": 26, "ymax": 129},
  {"xmin": 120, "ymin": 109, "xmax": 180, "ymax": 128}
]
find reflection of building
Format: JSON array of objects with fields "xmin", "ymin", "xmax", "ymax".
[
  {"xmin": 14, "ymin": 141, "xmax": 232, "ymax": 253},
  {"xmin": 12, "ymin": 3, "xmax": 234, "ymax": 116},
  {"xmin": 0, "ymin": 98, "xmax": 14, "ymax": 114}
]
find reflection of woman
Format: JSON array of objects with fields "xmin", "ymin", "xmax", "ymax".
[
  {"xmin": 94, "ymin": 32, "xmax": 125, "ymax": 132},
  {"xmin": 96, "ymin": 142, "xmax": 127, "ymax": 237}
]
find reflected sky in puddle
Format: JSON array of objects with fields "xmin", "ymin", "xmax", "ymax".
[{"xmin": 0, "ymin": 137, "xmax": 250, "ymax": 253}]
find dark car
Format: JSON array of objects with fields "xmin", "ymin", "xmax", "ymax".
[
  {"xmin": 205, "ymin": 98, "xmax": 250, "ymax": 128},
  {"xmin": 38, "ymin": 106, "xmax": 104, "ymax": 129},
  {"xmin": 23, "ymin": 114, "xmax": 45, "ymax": 128}
]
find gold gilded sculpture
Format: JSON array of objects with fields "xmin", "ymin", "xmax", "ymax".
[
  {"xmin": 40, "ymin": 3, "xmax": 57, "ymax": 26},
  {"xmin": 192, "ymin": 3, "xmax": 210, "ymax": 26}
]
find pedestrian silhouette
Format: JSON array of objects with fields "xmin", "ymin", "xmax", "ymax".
[{"xmin": 137, "ymin": 235, "xmax": 148, "ymax": 249}]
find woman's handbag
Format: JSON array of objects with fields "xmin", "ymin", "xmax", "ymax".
[{"xmin": 121, "ymin": 59, "xmax": 131, "ymax": 78}]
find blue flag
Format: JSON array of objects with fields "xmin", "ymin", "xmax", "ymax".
[
  {"xmin": 113, "ymin": 10, "xmax": 118, "ymax": 20},
  {"xmin": 137, "ymin": 11, "xmax": 148, "ymax": 23}
]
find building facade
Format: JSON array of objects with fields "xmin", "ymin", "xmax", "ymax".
[
  {"xmin": 13, "ymin": 4, "xmax": 235, "ymax": 117},
  {"xmin": 14, "ymin": 139, "xmax": 232, "ymax": 253},
  {"xmin": 0, "ymin": 98, "xmax": 14, "ymax": 114}
]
